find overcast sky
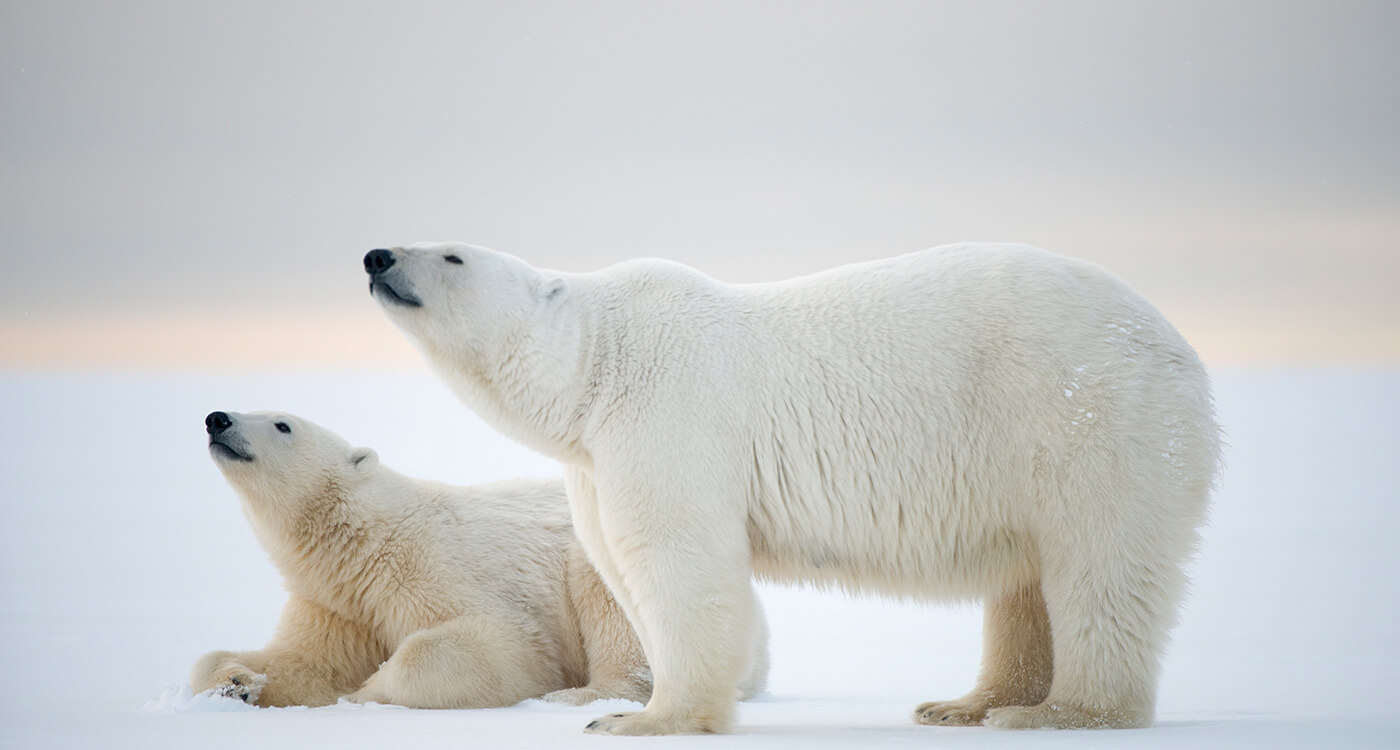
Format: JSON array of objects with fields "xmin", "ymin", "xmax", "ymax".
[{"xmin": 2, "ymin": 1, "xmax": 1396, "ymax": 366}]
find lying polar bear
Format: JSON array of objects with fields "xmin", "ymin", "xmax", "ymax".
[
  {"xmin": 365, "ymin": 242, "xmax": 1221, "ymax": 734},
  {"xmin": 192, "ymin": 409, "xmax": 770, "ymax": 708}
]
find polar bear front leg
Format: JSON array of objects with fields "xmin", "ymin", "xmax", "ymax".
[
  {"xmin": 580, "ymin": 470, "xmax": 754, "ymax": 735},
  {"xmin": 735, "ymin": 585, "xmax": 771, "ymax": 701},
  {"xmin": 190, "ymin": 595, "xmax": 385, "ymax": 707}
]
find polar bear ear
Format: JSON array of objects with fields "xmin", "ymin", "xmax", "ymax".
[
  {"xmin": 538, "ymin": 276, "xmax": 568, "ymax": 307},
  {"xmin": 350, "ymin": 447, "xmax": 378, "ymax": 471}
]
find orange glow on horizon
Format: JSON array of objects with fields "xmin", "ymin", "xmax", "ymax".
[{"xmin": 2, "ymin": 304, "xmax": 1396, "ymax": 370}]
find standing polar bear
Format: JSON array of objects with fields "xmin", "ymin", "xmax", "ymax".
[
  {"xmin": 193, "ymin": 410, "xmax": 769, "ymax": 708},
  {"xmin": 365, "ymin": 242, "xmax": 1220, "ymax": 734}
]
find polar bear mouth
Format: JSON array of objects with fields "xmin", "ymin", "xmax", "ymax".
[
  {"xmin": 209, "ymin": 440, "xmax": 254, "ymax": 462},
  {"xmin": 369, "ymin": 279, "xmax": 422, "ymax": 309}
]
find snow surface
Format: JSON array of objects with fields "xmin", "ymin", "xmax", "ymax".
[{"xmin": 1, "ymin": 369, "xmax": 1397, "ymax": 748}]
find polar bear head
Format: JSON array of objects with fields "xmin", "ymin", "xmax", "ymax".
[
  {"xmin": 363, "ymin": 242, "xmax": 570, "ymax": 364},
  {"xmin": 205, "ymin": 410, "xmax": 379, "ymax": 527}
]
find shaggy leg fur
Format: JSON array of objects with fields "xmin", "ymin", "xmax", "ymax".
[
  {"xmin": 984, "ymin": 526, "xmax": 1179, "ymax": 729},
  {"xmin": 914, "ymin": 580, "xmax": 1053, "ymax": 726}
]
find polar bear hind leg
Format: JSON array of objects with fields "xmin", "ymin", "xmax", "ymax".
[
  {"xmin": 983, "ymin": 559, "xmax": 1161, "ymax": 728},
  {"xmin": 984, "ymin": 494, "xmax": 1190, "ymax": 729},
  {"xmin": 347, "ymin": 615, "xmax": 558, "ymax": 709},
  {"xmin": 915, "ymin": 579, "xmax": 1053, "ymax": 726}
]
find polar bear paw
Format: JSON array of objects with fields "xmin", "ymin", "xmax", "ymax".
[
  {"xmin": 208, "ymin": 667, "xmax": 268, "ymax": 704},
  {"xmin": 984, "ymin": 702, "xmax": 1148, "ymax": 729},
  {"xmin": 583, "ymin": 709, "xmax": 723, "ymax": 735},
  {"xmin": 343, "ymin": 683, "xmax": 389, "ymax": 706},
  {"xmin": 544, "ymin": 679, "xmax": 651, "ymax": 706},
  {"xmin": 913, "ymin": 698, "xmax": 989, "ymax": 726},
  {"xmin": 542, "ymin": 687, "xmax": 607, "ymax": 706},
  {"xmin": 190, "ymin": 651, "xmax": 269, "ymax": 705}
]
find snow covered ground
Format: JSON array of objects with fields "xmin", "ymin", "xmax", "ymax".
[{"xmin": 1, "ymin": 368, "xmax": 1396, "ymax": 748}]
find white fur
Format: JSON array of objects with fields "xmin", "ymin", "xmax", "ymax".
[
  {"xmin": 370, "ymin": 242, "xmax": 1221, "ymax": 733},
  {"xmin": 192, "ymin": 412, "xmax": 770, "ymax": 708}
]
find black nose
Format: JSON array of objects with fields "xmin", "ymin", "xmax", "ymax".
[
  {"xmin": 364, "ymin": 249, "xmax": 395, "ymax": 275},
  {"xmin": 206, "ymin": 411, "xmax": 232, "ymax": 435}
]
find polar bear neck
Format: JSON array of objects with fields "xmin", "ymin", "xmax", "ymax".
[
  {"xmin": 245, "ymin": 472, "xmax": 429, "ymax": 629},
  {"xmin": 423, "ymin": 263, "xmax": 727, "ymax": 466},
  {"xmin": 426, "ymin": 277, "xmax": 604, "ymax": 465}
]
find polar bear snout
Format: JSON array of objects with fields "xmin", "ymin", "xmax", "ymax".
[
  {"xmin": 205, "ymin": 411, "xmax": 233, "ymax": 435},
  {"xmin": 364, "ymin": 249, "xmax": 395, "ymax": 274},
  {"xmin": 364, "ymin": 248, "xmax": 423, "ymax": 309},
  {"xmin": 206, "ymin": 411, "xmax": 253, "ymax": 463}
]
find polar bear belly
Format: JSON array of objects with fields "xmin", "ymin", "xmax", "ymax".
[{"xmin": 740, "ymin": 385, "xmax": 1045, "ymax": 599}]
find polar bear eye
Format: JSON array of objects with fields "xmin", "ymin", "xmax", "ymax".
[
  {"xmin": 275, "ymin": 422, "xmax": 291, "ymax": 434},
  {"xmin": 444, "ymin": 255, "xmax": 463, "ymax": 265}
]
